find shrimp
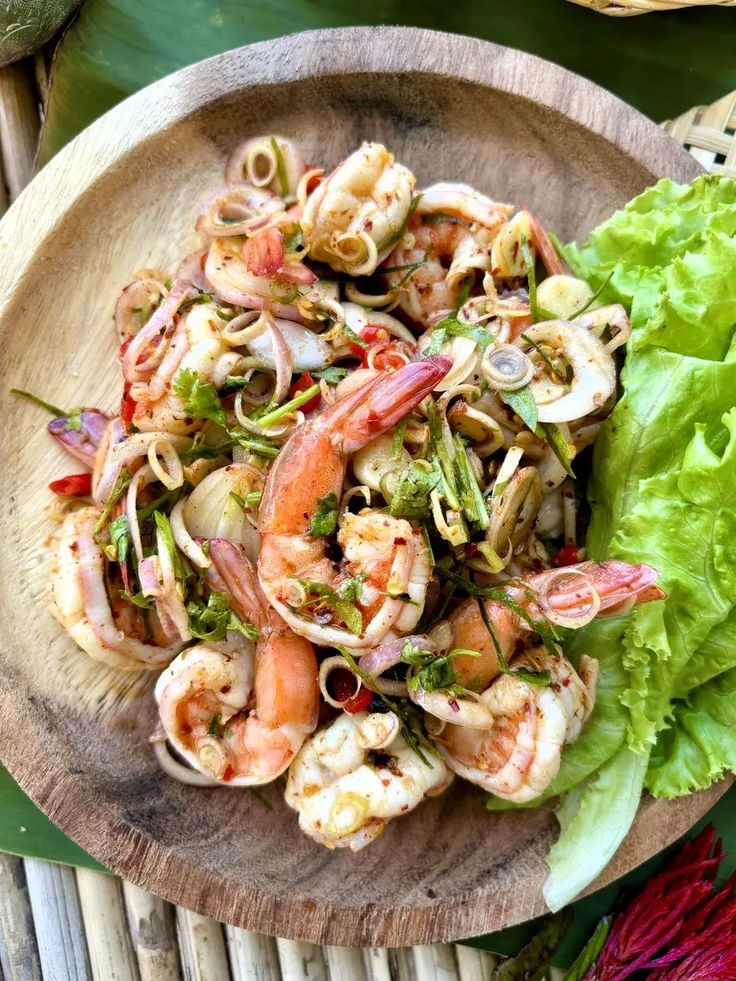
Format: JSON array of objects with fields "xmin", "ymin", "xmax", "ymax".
[
  {"xmin": 445, "ymin": 560, "xmax": 665, "ymax": 695},
  {"xmin": 387, "ymin": 184, "xmax": 511, "ymax": 329},
  {"xmin": 301, "ymin": 142, "xmax": 415, "ymax": 276},
  {"xmin": 130, "ymin": 302, "xmax": 238, "ymax": 433},
  {"xmin": 257, "ymin": 357, "xmax": 451, "ymax": 648},
  {"xmin": 285, "ymin": 711, "xmax": 452, "ymax": 850},
  {"xmin": 155, "ymin": 540, "xmax": 319, "ymax": 785},
  {"xmin": 49, "ymin": 506, "xmax": 183, "ymax": 670},
  {"xmin": 435, "ymin": 647, "xmax": 596, "ymax": 802}
]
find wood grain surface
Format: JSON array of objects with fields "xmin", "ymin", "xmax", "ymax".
[{"xmin": 0, "ymin": 26, "xmax": 720, "ymax": 948}]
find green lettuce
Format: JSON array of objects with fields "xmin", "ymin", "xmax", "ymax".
[
  {"xmin": 533, "ymin": 173, "xmax": 736, "ymax": 906},
  {"xmin": 646, "ymin": 667, "xmax": 736, "ymax": 798}
]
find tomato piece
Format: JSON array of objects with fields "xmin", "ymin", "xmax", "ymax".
[
  {"xmin": 551, "ymin": 544, "xmax": 581, "ymax": 567},
  {"xmin": 289, "ymin": 371, "xmax": 321, "ymax": 412},
  {"xmin": 330, "ymin": 668, "xmax": 374, "ymax": 714},
  {"xmin": 49, "ymin": 473, "xmax": 93, "ymax": 497}
]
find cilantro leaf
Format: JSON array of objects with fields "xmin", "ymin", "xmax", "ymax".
[
  {"xmin": 187, "ymin": 591, "xmax": 259, "ymax": 642},
  {"xmin": 109, "ymin": 514, "xmax": 130, "ymax": 565},
  {"xmin": 292, "ymin": 578, "xmax": 363, "ymax": 635},
  {"xmin": 401, "ymin": 639, "xmax": 479, "ymax": 694},
  {"xmin": 309, "ymin": 492, "xmax": 339, "ymax": 537},
  {"xmin": 173, "ymin": 368, "xmax": 227, "ymax": 427},
  {"xmin": 311, "ymin": 366, "xmax": 350, "ymax": 385},
  {"xmin": 389, "ymin": 462, "xmax": 440, "ymax": 520}
]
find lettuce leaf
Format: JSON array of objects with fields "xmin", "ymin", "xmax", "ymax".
[
  {"xmin": 645, "ymin": 667, "xmax": 736, "ymax": 798},
  {"xmin": 543, "ymin": 749, "xmax": 648, "ymax": 913}
]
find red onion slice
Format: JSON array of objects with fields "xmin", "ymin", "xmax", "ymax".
[
  {"xmin": 196, "ymin": 183, "xmax": 283, "ymax": 238},
  {"xmin": 115, "ymin": 275, "xmax": 168, "ymax": 340},
  {"xmin": 92, "ymin": 417, "xmax": 128, "ymax": 504},
  {"xmin": 175, "ymin": 249, "xmax": 211, "ymax": 293},
  {"xmin": 358, "ymin": 635, "xmax": 434, "ymax": 676},
  {"xmin": 48, "ymin": 409, "xmax": 109, "ymax": 468},
  {"xmin": 122, "ymin": 280, "xmax": 198, "ymax": 384}
]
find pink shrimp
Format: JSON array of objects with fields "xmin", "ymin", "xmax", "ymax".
[
  {"xmin": 155, "ymin": 540, "xmax": 319, "ymax": 786},
  {"xmin": 257, "ymin": 357, "xmax": 452, "ymax": 648}
]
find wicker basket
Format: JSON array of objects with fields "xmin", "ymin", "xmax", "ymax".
[
  {"xmin": 664, "ymin": 91, "xmax": 736, "ymax": 179},
  {"xmin": 568, "ymin": 0, "xmax": 735, "ymax": 15}
]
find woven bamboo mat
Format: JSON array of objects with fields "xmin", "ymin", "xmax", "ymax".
[{"xmin": 0, "ymin": 55, "xmax": 730, "ymax": 981}]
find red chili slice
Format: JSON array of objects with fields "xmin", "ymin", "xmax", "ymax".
[
  {"xmin": 330, "ymin": 668, "xmax": 374, "ymax": 714},
  {"xmin": 49, "ymin": 473, "xmax": 93, "ymax": 497},
  {"xmin": 551, "ymin": 544, "xmax": 581, "ymax": 567},
  {"xmin": 289, "ymin": 371, "xmax": 321, "ymax": 412}
]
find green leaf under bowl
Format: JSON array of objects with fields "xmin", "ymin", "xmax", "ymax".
[
  {"xmin": 38, "ymin": 0, "xmax": 736, "ymax": 165},
  {"xmin": 0, "ymin": 766, "xmax": 107, "ymax": 871}
]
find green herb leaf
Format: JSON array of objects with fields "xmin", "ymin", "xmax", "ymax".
[
  {"xmin": 10, "ymin": 388, "xmax": 70, "ymax": 418},
  {"xmin": 311, "ymin": 366, "xmax": 350, "ymax": 385},
  {"xmin": 256, "ymin": 383, "xmax": 320, "ymax": 428},
  {"xmin": 389, "ymin": 461, "xmax": 440, "ymax": 520},
  {"xmin": 422, "ymin": 328, "xmax": 447, "ymax": 357},
  {"xmin": 93, "ymin": 469, "xmax": 132, "ymax": 536},
  {"xmin": 207, "ymin": 715, "xmax": 221, "ymax": 738},
  {"xmin": 570, "ymin": 270, "xmax": 614, "ymax": 319},
  {"xmin": 153, "ymin": 511, "xmax": 194, "ymax": 585},
  {"xmin": 376, "ymin": 192, "xmax": 422, "ymax": 252},
  {"xmin": 401, "ymin": 640, "xmax": 479, "ymax": 694},
  {"xmin": 391, "ymin": 418, "xmax": 408, "ymax": 460},
  {"xmin": 432, "ymin": 312, "xmax": 495, "ymax": 352},
  {"xmin": 500, "ymin": 385, "xmax": 538, "ymax": 432},
  {"xmin": 293, "ymin": 579, "xmax": 363, "ymax": 636},
  {"xmin": 309, "ymin": 491, "xmax": 339, "ymax": 537},
  {"xmin": 453, "ymin": 434, "xmax": 490, "ymax": 529},
  {"xmin": 187, "ymin": 591, "xmax": 260, "ymax": 643},
  {"xmin": 173, "ymin": 368, "xmax": 227, "ymax": 427},
  {"xmin": 229, "ymin": 491, "xmax": 247, "ymax": 511},
  {"xmin": 120, "ymin": 588, "xmax": 152, "ymax": 609},
  {"xmin": 539, "ymin": 421, "xmax": 575, "ymax": 478},
  {"xmin": 336, "ymin": 645, "xmax": 437, "ymax": 766},
  {"xmin": 109, "ymin": 514, "xmax": 130, "ymax": 565}
]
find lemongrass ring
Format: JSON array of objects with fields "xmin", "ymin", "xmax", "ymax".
[
  {"xmin": 339, "ymin": 485, "xmax": 371, "ymax": 525},
  {"xmin": 535, "ymin": 568, "xmax": 602, "ymax": 628},
  {"xmin": 332, "ymin": 230, "xmax": 378, "ymax": 277},
  {"xmin": 344, "ymin": 282, "xmax": 399, "ymax": 309},
  {"xmin": 355, "ymin": 711, "xmax": 400, "ymax": 749},
  {"xmin": 490, "ymin": 445, "xmax": 524, "ymax": 497},
  {"xmin": 296, "ymin": 167, "xmax": 324, "ymax": 210},
  {"xmin": 245, "ymin": 140, "xmax": 277, "ymax": 187},
  {"xmin": 481, "ymin": 344, "xmax": 534, "ymax": 392},
  {"xmin": 147, "ymin": 438, "xmax": 184, "ymax": 490},
  {"xmin": 319, "ymin": 656, "xmax": 364, "ymax": 710},
  {"xmin": 221, "ymin": 310, "xmax": 269, "ymax": 346},
  {"xmin": 170, "ymin": 498, "xmax": 210, "ymax": 568},
  {"xmin": 151, "ymin": 737, "xmax": 221, "ymax": 787}
]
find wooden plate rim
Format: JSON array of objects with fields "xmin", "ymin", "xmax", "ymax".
[{"xmin": 0, "ymin": 25, "xmax": 713, "ymax": 947}]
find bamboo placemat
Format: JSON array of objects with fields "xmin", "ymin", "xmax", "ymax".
[{"xmin": 0, "ymin": 55, "xmax": 731, "ymax": 981}]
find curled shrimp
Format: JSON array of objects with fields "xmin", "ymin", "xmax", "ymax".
[
  {"xmin": 434, "ymin": 647, "xmax": 597, "ymax": 802},
  {"xmin": 49, "ymin": 506, "xmax": 183, "ymax": 670},
  {"xmin": 257, "ymin": 357, "xmax": 451, "ymax": 648},
  {"xmin": 301, "ymin": 142, "xmax": 415, "ymax": 276},
  {"xmin": 444, "ymin": 560, "xmax": 665, "ymax": 695},
  {"xmin": 285, "ymin": 711, "xmax": 452, "ymax": 850},
  {"xmin": 155, "ymin": 540, "xmax": 318, "ymax": 785},
  {"xmin": 386, "ymin": 182, "xmax": 512, "ymax": 329}
]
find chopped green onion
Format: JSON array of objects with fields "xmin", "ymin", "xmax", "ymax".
[
  {"xmin": 11, "ymin": 388, "xmax": 70, "ymax": 418},
  {"xmin": 256, "ymin": 383, "xmax": 320, "ymax": 428}
]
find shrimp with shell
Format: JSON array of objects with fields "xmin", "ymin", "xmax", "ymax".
[
  {"xmin": 155, "ymin": 540, "xmax": 319, "ymax": 785},
  {"xmin": 257, "ymin": 357, "xmax": 451, "ymax": 649}
]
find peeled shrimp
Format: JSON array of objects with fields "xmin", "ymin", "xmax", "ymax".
[
  {"xmin": 301, "ymin": 142, "xmax": 415, "ymax": 276},
  {"xmin": 387, "ymin": 183, "xmax": 511, "ymax": 329},
  {"xmin": 49, "ymin": 506, "xmax": 183, "ymax": 670},
  {"xmin": 257, "ymin": 358, "xmax": 451, "ymax": 648},
  {"xmin": 435, "ymin": 647, "xmax": 597, "ymax": 802},
  {"xmin": 155, "ymin": 541, "xmax": 318, "ymax": 785},
  {"xmin": 285, "ymin": 711, "xmax": 452, "ymax": 850},
  {"xmin": 445, "ymin": 560, "xmax": 664, "ymax": 695}
]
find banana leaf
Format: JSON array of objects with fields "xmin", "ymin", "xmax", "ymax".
[
  {"xmin": 39, "ymin": 0, "xmax": 736, "ymax": 165},
  {"xmin": 0, "ymin": 765, "xmax": 107, "ymax": 871}
]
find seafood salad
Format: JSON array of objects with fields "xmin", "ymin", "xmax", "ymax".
[{"xmin": 26, "ymin": 138, "xmax": 666, "ymax": 868}]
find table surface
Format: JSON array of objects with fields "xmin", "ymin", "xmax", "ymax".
[{"xmin": 0, "ymin": 10, "xmax": 734, "ymax": 980}]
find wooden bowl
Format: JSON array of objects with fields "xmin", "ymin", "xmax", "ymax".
[{"xmin": 0, "ymin": 27, "xmax": 726, "ymax": 947}]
